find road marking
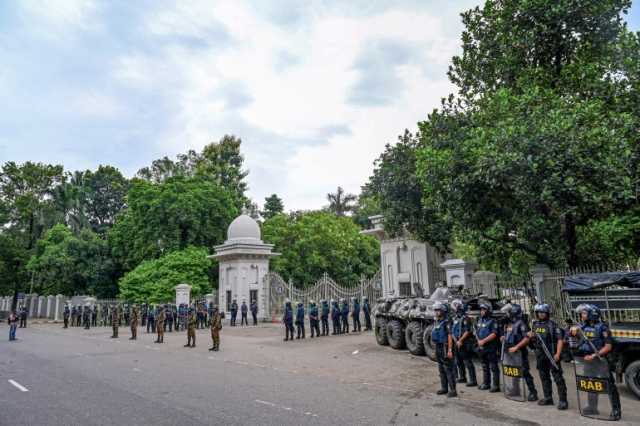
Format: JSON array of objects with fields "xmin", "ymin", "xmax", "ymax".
[
  {"xmin": 8, "ymin": 380, "xmax": 28, "ymax": 392},
  {"xmin": 352, "ymin": 350, "xmax": 359, "ymax": 355},
  {"xmin": 132, "ymin": 367, "xmax": 141, "ymax": 372},
  {"xmin": 255, "ymin": 399, "xmax": 277, "ymax": 407}
]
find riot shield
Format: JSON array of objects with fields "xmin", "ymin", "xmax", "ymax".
[
  {"xmin": 502, "ymin": 350, "xmax": 527, "ymax": 402},
  {"xmin": 574, "ymin": 356, "xmax": 615, "ymax": 421}
]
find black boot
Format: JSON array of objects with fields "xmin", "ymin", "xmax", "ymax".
[
  {"xmin": 557, "ymin": 400, "xmax": 568, "ymax": 410},
  {"xmin": 537, "ymin": 397, "xmax": 553, "ymax": 406},
  {"xmin": 436, "ymin": 389, "xmax": 448, "ymax": 395},
  {"xmin": 478, "ymin": 383, "xmax": 490, "ymax": 391}
]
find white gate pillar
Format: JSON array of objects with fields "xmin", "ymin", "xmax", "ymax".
[{"xmin": 530, "ymin": 264, "xmax": 551, "ymax": 303}]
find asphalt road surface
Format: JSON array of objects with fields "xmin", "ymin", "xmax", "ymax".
[{"xmin": 1, "ymin": 323, "xmax": 638, "ymax": 426}]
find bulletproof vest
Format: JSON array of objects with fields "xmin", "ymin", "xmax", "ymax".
[
  {"xmin": 477, "ymin": 317, "xmax": 496, "ymax": 340},
  {"xmin": 321, "ymin": 305, "xmax": 329, "ymax": 317},
  {"xmin": 431, "ymin": 319, "xmax": 449, "ymax": 344},
  {"xmin": 532, "ymin": 320, "xmax": 556, "ymax": 351},
  {"xmin": 451, "ymin": 315, "xmax": 465, "ymax": 339},
  {"xmin": 579, "ymin": 322, "xmax": 605, "ymax": 353},
  {"xmin": 505, "ymin": 319, "xmax": 525, "ymax": 347}
]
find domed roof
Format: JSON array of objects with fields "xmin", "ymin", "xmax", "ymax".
[{"xmin": 227, "ymin": 214, "xmax": 261, "ymax": 242}]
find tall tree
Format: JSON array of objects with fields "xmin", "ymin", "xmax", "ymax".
[
  {"xmin": 84, "ymin": 165, "xmax": 128, "ymax": 234},
  {"xmin": 261, "ymin": 194, "xmax": 284, "ymax": 219},
  {"xmin": 326, "ymin": 186, "xmax": 357, "ymax": 217}
]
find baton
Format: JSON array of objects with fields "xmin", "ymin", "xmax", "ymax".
[{"xmin": 534, "ymin": 332, "xmax": 560, "ymax": 370}]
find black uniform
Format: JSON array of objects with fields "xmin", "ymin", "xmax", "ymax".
[
  {"xmin": 503, "ymin": 318, "xmax": 538, "ymax": 399},
  {"xmin": 320, "ymin": 302, "xmax": 330, "ymax": 336},
  {"xmin": 451, "ymin": 313, "xmax": 477, "ymax": 385},
  {"xmin": 531, "ymin": 319, "xmax": 568, "ymax": 405},
  {"xmin": 432, "ymin": 318, "xmax": 457, "ymax": 396},
  {"xmin": 476, "ymin": 316, "xmax": 500, "ymax": 391}
]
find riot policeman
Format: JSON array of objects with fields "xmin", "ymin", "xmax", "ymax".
[
  {"xmin": 432, "ymin": 302, "xmax": 457, "ymax": 397},
  {"xmin": 331, "ymin": 299, "xmax": 341, "ymax": 335},
  {"xmin": 295, "ymin": 302, "xmax": 306, "ymax": 339},
  {"xmin": 362, "ymin": 297, "xmax": 372, "ymax": 331},
  {"xmin": 352, "ymin": 297, "xmax": 361, "ymax": 332},
  {"xmin": 528, "ymin": 303, "xmax": 568, "ymax": 410},
  {"xmin": 320, "ymin": 300, "xmax": 330, "ymax": 336},
  {"xmin": 340, "ymin": 298, "xmax": 349, "ymax": 334},
  {"xmin": 476, "ymin": 302, "xmax": 500, "ymax": 392},
  {"xmin": 309, "ymin": 301, "xmax": 320, "ymax": 338},
  {"xmin": 568, "ymin": 304, "xmax": 621, "ymax": 420},
  {"xmin": 283, "ymin": 300, "xmax": 294, "ymax": 342},
  {"xmin": 63, "ymin": 305, "xmax": 70, "ymax": 329},
  {"xmin": 501, "ymin": 303, "xmax": 538, "ymax": 401},
  {"xmin": 450, "ymin": 299, "xmax": 477, "ymax": 387}
]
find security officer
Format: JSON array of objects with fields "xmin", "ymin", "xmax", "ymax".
[
  {"xmin": 363, "ymin": 297, "xmax": 372, "ymax": 331},
  {"xmin": 283, "ymin": 300, "xmax": 294, "ymax": 342},
  {"xmin": 130, "ymin": 304, "xmax": 139, "ymax": 340},
  {"xmin": 476, "ymin": 302, "xmax": 500, "ymax": 392},
  {"xmin": 528, "ymin": 303, "xmax": 568, "ymax": 410},
  {"xmin": 352, "ymin": 297, "xmax": 361, "ymax": 332},
  {"xmin": 320, "ymin": 300, "xmax": 330, "ymax": 336},
  {"xmin": 501, "ymin": 303, "xmax": 538, "ymax": 401},
  {"xmin": 250, "ymin": 300, "xmax": 258, "ymax": 326},
  {"xmin": 147, "ymin": 306, "xmax": 155, "ymax": 333},
  {"xmin": 450, "ymin": 299, "xmax": 477, "ymax": 387},
  {"xmin": 63, "ymin": 305, "xmax": 70, "ymax": 329},
  {"xmin": 71, "ymin": 305, "xmax": 77, "ymax": 327},
  {"xmin": 155, "ymin": 306, "xmax": 165, "ymax": 343},
  {"xmin": 91, "ymin": 305, "xmax": 97, "ymax": 327},
  {"xmin": 19, "ymin": 306, "xmax": 28, "ymax": 328},
  {"xmin": 308, "ymin": 300, "xmax": 320, "ymax": 338},
  {"xmin": 240, "ymin": 300, "xmax": 249, "ymax": 326},
  {"xmin": 230, "ymin": 299, "xmax": 238, "ymax": 326},
  {"xmin": 209, "ymin": 306, "xmax": 222, "ymax": 351},
  {"xmin": 295, "ymin": 301, "xmax": 306, "ymax": 339},
  {"xmin": 331, "ymin": 299, "xmax": 341, "ymax": 335},
  {"xmin": 340, "ymin": 298, "xmax": 349, "ymax": 334},
  {"xmin": 165, "ymin": 305, "xmax": 174, "ymax": 332},
  {"xmin": 110, "ymin": 304, "xmax": 119, "ymax": 338},
  {"xmin": 185, "ymin": 307, "xmax": 196, "ymax": 348},
  {"xmin": 432, "ymin": 302, "xmax": 457, "ymax": 397},
  {"xmin": 569, "ymin": 304, "xmax": 621, "ymax": 420}
]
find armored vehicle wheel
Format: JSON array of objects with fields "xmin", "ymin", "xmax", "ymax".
[
  {"xmin": 405, "ymin": 321, "xmax": 425, "ymax": 356},
  {"xmin": 624, "ymin": 359, "xmax": 640, "ymax": 399},
  {"xmin": 386, "ymin": 319, "xmax": 406, "ymax": 350},
  {"xmin": 423, "ymin": 323, "xmax": 436, "ymax": 362},
  {"xmin": 375, "ymin": 317, "xmax": 389, "ymax": 346}
]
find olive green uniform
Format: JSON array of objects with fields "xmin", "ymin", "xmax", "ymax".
[
  {"xmin": 155, "ymin": 309, "xmax": 165, "ymax": 343},
  {"xmin": 210, "ymin": 311, "xmax": 222, "ymax": 351},
  {"xmin": 130, "ymin": 307, "xmax": 138, "ymax": 340},
  {"xmin": 186, "ymin": 312, "xmax": 197, "ymax": 347},
  {"xmin": 111, "ymin": 306, "xmax": 119, "ymax": 338}
]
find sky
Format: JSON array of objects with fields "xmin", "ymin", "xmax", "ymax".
[{"xmin": 1, "ymin": 1, "xmax": 639, "ymax": 211}]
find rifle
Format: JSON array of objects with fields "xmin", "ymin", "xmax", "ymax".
[{"xmin": 570, "ymin": 326, "xmax": 603, "ymax": 360}]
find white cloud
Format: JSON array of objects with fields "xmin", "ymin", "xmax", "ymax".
[{"xmin": 18, "ymin": 0, "xmax": 101, "ymax": 39}]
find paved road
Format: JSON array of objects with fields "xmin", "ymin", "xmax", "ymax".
[{"xmin": 0, "ymin": 323, "xmax": 638, "ymax": 425}]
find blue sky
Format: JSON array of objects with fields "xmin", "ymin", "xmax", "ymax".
[{"xmin": 1, "ymin": 1, "xmax": 639, "ymax": 210}]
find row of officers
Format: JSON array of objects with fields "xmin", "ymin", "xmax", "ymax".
[
  {"xmin": 62, "ymin": 303, "xmax": 215, "ymax": 331},
  {"xmin": 430, "ymin": 300, "xmax": 622, "ymax": 421},
  {"xmin": 282, "ymin": 297, "xmax": 373, "ymax": 340}
]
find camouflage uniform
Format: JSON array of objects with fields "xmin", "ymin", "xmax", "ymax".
[
  {"xmin": 110, "ymin": 305, "xmax": 119, "ymax": 338},
  {"xmin": 130, "ymin": 306, "xmax": 138, "ymax": 340},
  {"xmin": 209, "ymin": 310, "xmax": 222, "ymax": 351},
  {"xmin": 155, "ymin": 308, "xmax": 165, "ymax": 343},
  {"xmin": 185, "ymin": 311, "xmax": 196, "ymax": 347}
]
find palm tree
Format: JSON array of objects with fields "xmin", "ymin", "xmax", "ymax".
[{"xmin": 326, "ymin": 186, "xmax": 357, "ymax": 216}]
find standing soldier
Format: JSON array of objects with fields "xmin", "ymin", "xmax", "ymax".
[
  {"xmin": 476, "ymin": 302, "xmax": 500, "ymax": 392},
  {"xmin": 450, "ymin": 299, "xmax": 477, "ymax": 387},
  {"xmin": 83, "ymin": 305, "xmax": 91, "ymax": 330},
  {"xmin": 155, "ymin": 306, "xmax": 165, "ymax": 343},
  {"xmin": 71, "ymin": 306, "xmax": 76, "ymax": 327},
  {"xmin": 230, "ymin": 299, "xmax": 238, "ymax": 326},
  {"xmin": 250, "ymin": 300, "xmax": 258, "ymax": 326},
  {"xmin": 283, "ymin": 300, "xmax": 294, "ymax": 342},
  {"xmin": 528, "ymin": 303, "xmax": 568, "ymax": 410},
  {"xmin": 240, "ymin": 300, "xmax": 249, "ymax": 327},
  {"xmin": 147, "ymin": 306, "xmax": 155, "ymax": 333},
  {"xmin": 185, "ymin": 307, "xmax": 196, "ymax": 348},
  {"xmin": 124, "ymin": 305, "xmax": 130, "ymax": 327},
  {"xmin": 432, "ymin": 302, "xmax": 457, "ymax": 397},
  {"xmin": 331, "ymin": 299, "xmax": 341, "ymax": 335},
  {"xmin": 320, "ymin": 300, "xmax": 330, "ymax": 336},
  {"xmin": 308, "ymin": 301, "xmax": 320, "ymax": 338},
  {"xmin": 165, "ymin": 306, "xmax": 174, "ymax": 332},
  {"xmin": 340, "ymin": 298, "xmax": 349, "ymax": 334},
  {"xmin": 130, "ymin": 305, "xmax": 139, "ymax": 340},
  {"xmin": 363, "ymin": 297, "xmax": 372, "ymax": 331},
  {"xmin": 501, "ymin": 303, "xmax": 538, "ymax": 401},
  {"xmin": 110, "ymin": 304, "xmax": 119, "ymax": 338},
  {"xmin": 209, "ymin": 306, "xmax": 222, "ymax": 351},
  {"xmin": 91, "ymin": 305, "xmax": 97, "ymax": 327},
  {"xmin": 63, "ymin": 305, "xmax": 70, "ymax": 329},
  {"xmin": 295, "ymin": 302, "xmax": 306, "ymax": 339},
  {"xmin": 352, "ymin": 297, "xmax": 361, "ymax": 332}
]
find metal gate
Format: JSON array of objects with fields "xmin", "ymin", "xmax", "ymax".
[{"xmin": 266, "ymin": 271, "xmax": 382, "ymax": 320}]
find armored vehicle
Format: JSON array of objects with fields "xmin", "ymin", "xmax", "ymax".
[
  {"xmin": 563, "ymin": 272, "xmax": 640, "ymax": 399},
  {"xmin": 373, "ymin": 285, "xmax": 504, "ymax": 361}
]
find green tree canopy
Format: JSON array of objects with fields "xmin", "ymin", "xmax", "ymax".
[
  {"xmin": 262, "ymin": 211, "xmax": 379, "ymax": 286},
  {"xmin": 118, "ymin": 246, "xmax": 211, "ymax": 303},
  {"xmin": 26, "ymin": 224, "xmax": 116, "ymax": 297},
  {"xmin": 261, "ymin": 194, "xmax": 284, "ymax": 219},
  {"xmin": 326, "ymin": 186, "xmax": 357, "ymax": 217},
  {"xmin": 109, "ymin": 175, "xmax": 238, "ymax": 272}
]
